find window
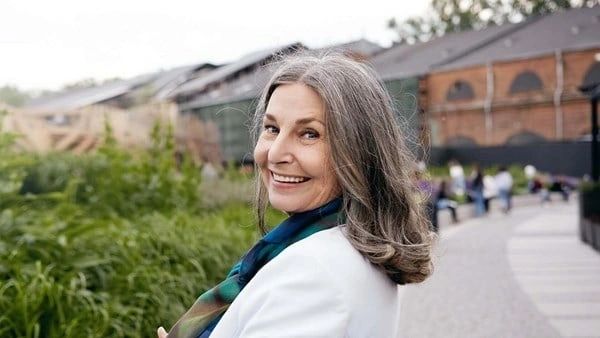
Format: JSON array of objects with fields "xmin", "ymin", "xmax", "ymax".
[
  {"xmin": 582, "ymin": 62, "xmax": 600, "ymax": 88},
  {"xmin": 505, "ymin": 131, "xmax": 546, "ymax": 145},
  {"xmin": 446, "ymin": 80, "xmax": 475, "ymax": 101},
  {"xmin": 509, "ymin": 71, "xmax": 543, "ymax": 94},
  {"xmin": 446, "ymin": 135, "xmax": 477, "ymax": 147}
]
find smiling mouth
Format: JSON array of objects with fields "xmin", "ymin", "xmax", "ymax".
[{"xmin": 271, "ymin": 171, "xmax": 311, "ymax": 183}]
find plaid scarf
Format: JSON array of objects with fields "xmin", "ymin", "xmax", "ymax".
[{"xmin": 167, "ymin": 197, "xmax": 344, "ymax": 338}]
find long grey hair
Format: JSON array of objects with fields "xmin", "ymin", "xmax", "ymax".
[{"xmin": 251, "ymin": 51, "xmax": 435, "ymax": 284}]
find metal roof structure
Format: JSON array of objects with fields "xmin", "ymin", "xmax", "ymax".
[
  {"xmin": 151, "ymin": 63, "xmax": 216, "ymax": 100},
  {"xmin": 178, "ymin": 66, "xmax": 273, "ymax": 111},
  {"xmin": 181, "ymin": 39, "xmax": 384, "ymax": 110},
  {"xmin": 169, "ymin": 42, "xmax": 305, "ymax": 99},
  {"xmin": 313, "ymin": 38, "xmax": 384, "ymax": 57},
  {"xmin": 26, "ymin": 73, "xmax": 157, "ymax": 113},
  {"xmin": 371, "ymin": 5, "xmax": 600, "ymax": 79},
  {"xmin": 25, "ymin": 63, "xmax": 214, "ymax": 113},
  {"xmin": 436, "ymin": 5, "xmax": 600, "ymax": 71},
  {"xmin": 371, "ymin": 22, "xmax": 522, "ymax": 80}
]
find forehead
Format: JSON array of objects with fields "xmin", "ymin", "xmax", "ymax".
[{"xmin": 265, "ymin": 83, "xmax": 325, "ymax": 121}]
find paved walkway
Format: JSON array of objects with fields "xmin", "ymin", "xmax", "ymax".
[{"xmin": 398, "ymin": 197, "xmax": 600, "ymax": 337}]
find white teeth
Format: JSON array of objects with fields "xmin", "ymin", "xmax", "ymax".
[{"xmin": 272, "ymin": 172, "xmax": 308, "ymax": 183}]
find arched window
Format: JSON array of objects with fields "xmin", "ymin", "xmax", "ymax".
[
  {"xmin": 582, "ymin": 62, "xmax": 600, "ymax": 88},
  {"xmin": 446, "ymin": 80, "xmax": 475, "ymax": 101},
  {"xmin": 505, "ymin": 131, "xmax": 547, "ymax": 145},
  {"xmin": 446, "ymin": 135, "xmax": 478, "ymax": 147},
  {"xmin": 509, "ymin": 71, "xmax": 543, "ymax": 94}
]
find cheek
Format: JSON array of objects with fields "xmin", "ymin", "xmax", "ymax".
[
  {"xmin": 309, "ymin": 146, "xmax": 337, "ymax": 182},
  {"xmin": 322, "ymin": 161, "xmax": 340, "ymax": 190},
  {"xmin": 253, "ymin": 140, "xmax": 268, "ymax": 167}
]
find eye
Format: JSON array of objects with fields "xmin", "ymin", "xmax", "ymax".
[
  {"xmin": 263, "ymin": 124, "xmax": 279, "ymax": 134},
  {"xmin": 302, "ymin": 129, "xmax": 319, "ymax": 140}
]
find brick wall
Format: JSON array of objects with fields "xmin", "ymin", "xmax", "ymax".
[{"xmin": 425, "ymin": 48, "xmax": 599, "ymax": 146}]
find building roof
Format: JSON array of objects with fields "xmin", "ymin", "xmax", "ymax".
[
  {"xmin": 179, "ymin": 40, "xmax": 385, "ymax": 110},
  {"xmin": 371, "ymin": 5, "xmax": 600, "ymax": 80},
  {"xmin": 179, "ymin": 65, "xmax": 274, "ymax": 111},
  {"xmin": 26, "ymin": 73, "xmax": 158, "ymax": 113},
  {"xmin": 151, "ymin": 63, "xmax": 216, "ymax": 100},
  {"xmin": 314, "ymin": 38, "xmax": 384, "ymax": 57},
  {"xmin": 170, "ymin": 42, "xmax": 305, "ymax": 99},
  {"xmin": 25, "ymin": 63, "xmax": 214, "ymax": 113},
  {"xmin": 371, "ymin": 22, "xmax": 522, "ymax": 80},
  {"xmin": 436, "ymin": 5, "xmax": 600, "ymax": 71}
]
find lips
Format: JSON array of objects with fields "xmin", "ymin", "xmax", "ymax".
[{"xmin": 270, "ymin": 171, "xmax": 311, "ymax": 183}]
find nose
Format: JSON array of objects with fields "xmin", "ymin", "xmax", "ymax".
[{"xmin": 267, "ymin": 133, "xmax": 294, "ymax": 164}]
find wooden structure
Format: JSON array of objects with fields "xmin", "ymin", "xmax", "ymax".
[{"xmin": 1, "ymin": 102, "xmax": 219, "ymax": 160}]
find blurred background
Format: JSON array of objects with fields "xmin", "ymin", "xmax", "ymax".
[{"xmin": 1, "ymin": 0, "xmax": 599, "ymax": 337}]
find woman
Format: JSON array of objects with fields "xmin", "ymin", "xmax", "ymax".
[{"xmin": 158, "ymin": 52, "xmax": 435, "ymax": 338}]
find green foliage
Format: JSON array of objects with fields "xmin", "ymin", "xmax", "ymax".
[
  {"xmin": 387, "ymin": 0, "xmax": 595, "ymax": 44},
  {"xmin": 579, "ymin": 181, "xmax": 600, "ymax": 193},
  {"xmin": 222, "ymin": 160, "xmax": 253, "ymax": 182},
  {"xmin": 0, "ymin": 112, "xmax": 32, "ymax": 196},
  {"xmin": 18, "ymin": 122, "xmax": 202, "ymax": 216},
  {"xmin": 0, "ymin": 86, "xmax": 31, "ymax": 107},
  {"xmin": 0, "ymin": 122, "xmax": 284, "ymax": 337}
]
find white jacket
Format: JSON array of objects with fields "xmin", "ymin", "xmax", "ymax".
[
  {"xmin": 210, "ymin": 226, "xmax": 404, "ymax": 338},
  {"xmin": 494, "ymin": 172, "xmax": 513, "ymax": 191}
]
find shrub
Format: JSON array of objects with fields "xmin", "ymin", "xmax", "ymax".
[{"xmin": 0, "ymin": 122, "xmax": 286, "ymax": 337}]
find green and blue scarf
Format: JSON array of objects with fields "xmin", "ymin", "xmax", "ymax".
[{"xmin": 167, "ymin": 197, "xmax": 344, "ymax": 338}]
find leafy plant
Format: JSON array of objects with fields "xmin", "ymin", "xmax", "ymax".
[{"xmin": 0, "ymin": 121, "xmax": 285, "ymax": 337}]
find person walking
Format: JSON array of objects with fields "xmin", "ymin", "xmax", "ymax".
[
  {"xmin": 495, "ymin": 166, "xmax": 513, "ymax": 213},
  {"xmin": 436, "ymin": 180, "xmax": 459, "ymax": 223},
  {"xmin": 469, "ymin": 165, "xmax": 485, "ymax": 217},
  {"xmin": 449, "ymin": 160, "xmax": 466, "ymax": 197}
]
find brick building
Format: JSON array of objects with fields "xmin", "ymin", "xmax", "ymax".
[{"xmin": 373, "ymin": 6, "xmax": 600, "ymax": 148}]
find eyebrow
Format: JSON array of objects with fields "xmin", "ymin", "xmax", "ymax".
[{"xmin": 264, "ymin": 113, "xmax": 324, "ymax": 126}]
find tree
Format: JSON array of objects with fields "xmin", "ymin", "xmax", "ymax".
[
  {"xmin": 62, "ymin": 78, "xmax": 98, "ymax": 91},
  {"xmin": 0, "ymin": 85, "xmax": 31, "ymax": 107},
  {"xmin": 388, "ymin": 0, "xmax": 598, "ymax": 44}
]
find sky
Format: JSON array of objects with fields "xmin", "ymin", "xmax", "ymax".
[{"xmin": 0, "ymin": 0, "xmax": 429, "ymax": 91}]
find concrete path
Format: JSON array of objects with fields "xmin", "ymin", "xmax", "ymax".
[
  {"xmin": 508, "ymin": 203, "xmax": 600, "ymax": 337},
  {"xmin": 398, "ymin": 198, "xmax": 600, "ymax": 338}
]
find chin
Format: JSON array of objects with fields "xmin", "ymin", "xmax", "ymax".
[{"xmin": 269, "ymin": 197, "xmax": 307, "ymax": 213}]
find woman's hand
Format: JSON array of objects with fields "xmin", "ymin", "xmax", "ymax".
[{"xmin": 157, "ymin": 326, "xmax": 168, "ymax": 338}]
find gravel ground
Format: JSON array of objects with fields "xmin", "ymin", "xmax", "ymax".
[{"xmin": 397, "ymin": 206, "xmax": 562, "ymax": 338}]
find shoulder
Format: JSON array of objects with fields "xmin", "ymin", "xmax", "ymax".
[
  {"xmin": 282, "ymin": 226, "xmax": 382, "ymax": 286},
  {"xmin": 210, "ymin": 226, "xmax": 403, "ymax": 338},
  {"xmin": 283, "ymin": 226, "xmax": 401, "ymax": 305},
  {"xmin": 211, "ymin": 228, "xmax": 352, "ymax": 337},
  {"xmin": 257, "ymin": 226, "xmax": 402, "ymax": 335}
]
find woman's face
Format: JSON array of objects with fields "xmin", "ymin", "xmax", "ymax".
[{"xmin": 254, "ymin": 83, "xmax": 341, "ymax": 213}]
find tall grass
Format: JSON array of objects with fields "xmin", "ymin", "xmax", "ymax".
[{"xmin": 0, "ymin": 122, "xmax": 285, "ymax": 337}]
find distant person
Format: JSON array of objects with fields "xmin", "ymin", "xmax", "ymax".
[
  {"xmin": 436, "ymin": 180, "xmax": 458, "ymax": 223},
  {"xmin": 548, "ymin": 175, "xmax": 571, "ymax": 202},
  {"xmin": 483, "ymin": 174, "xmax": 497, "ymax": 213},
  {"xmin": 449, "ymin": 160, "xmax": 466, "ymax": 197},
  {"xmin": 524, "ymin": 164, "xmax": 537, "ymax": 192},
  {"xmin": 414, "ymin": 169, "xmax": 438, "ymax": 232},
  {"xmin": 469, "ymin": 165, "xmax": 485, "ymax": 216},
  {"xmin": 495, "ymin": 166, "xmax": 513, "ymax": 213},
  {"xmin": 530, "ymin": 175, "xmax": 544, "ymax": 194}
]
